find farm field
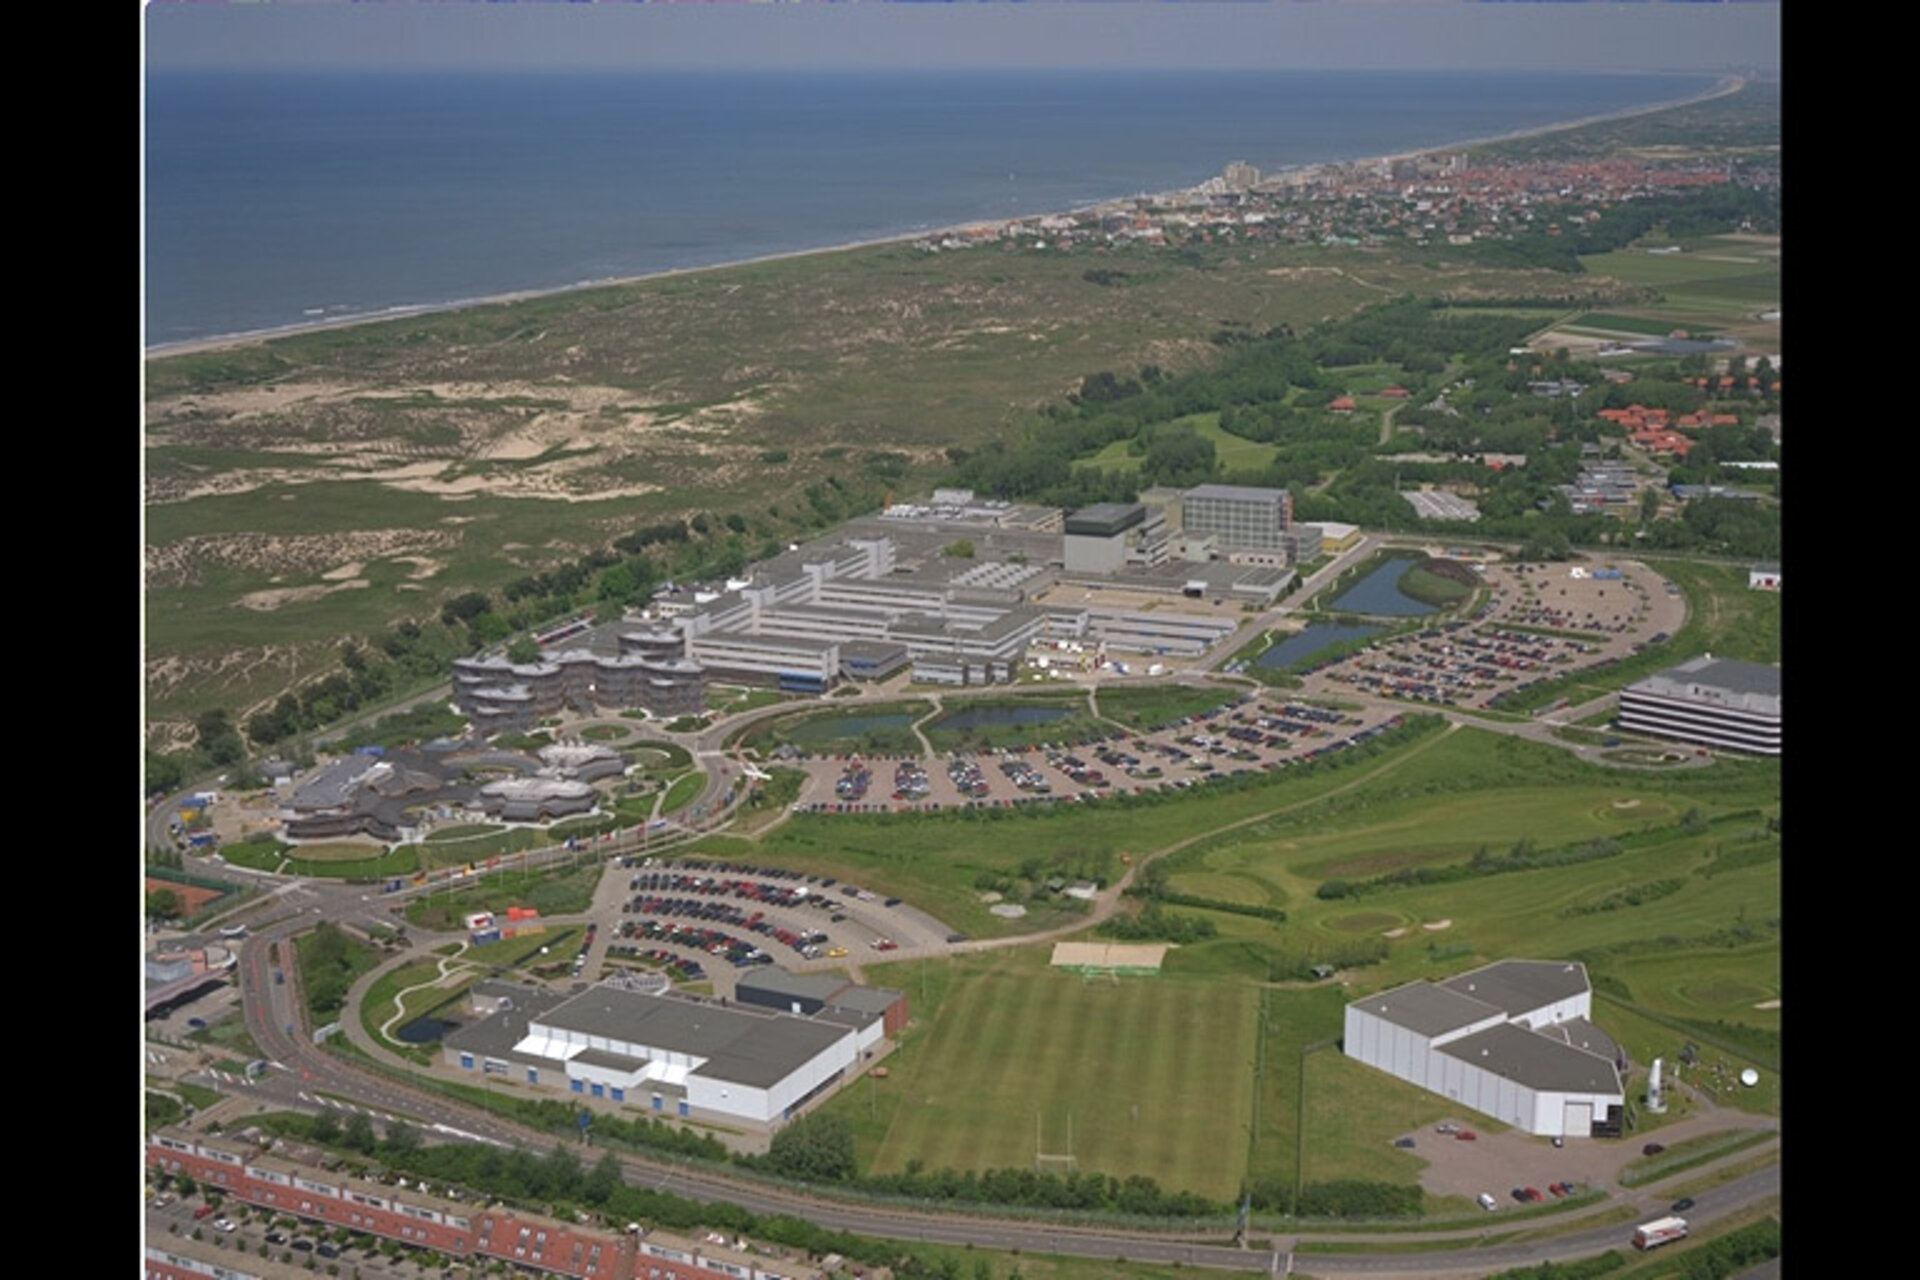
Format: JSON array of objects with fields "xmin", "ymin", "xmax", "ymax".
[{"xmin": 1568, "ymin": 234, "xmax": 1779, "ymax": 344}]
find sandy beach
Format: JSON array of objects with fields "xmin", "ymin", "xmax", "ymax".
[{"xmin": 144, "ymin": 73, "xmax": 1744, "ymax": 361}]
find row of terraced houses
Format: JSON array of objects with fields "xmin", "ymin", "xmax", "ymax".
[{"xmin": 147, "ymin": 1130, "xmax": 826, "ymax": 1280}]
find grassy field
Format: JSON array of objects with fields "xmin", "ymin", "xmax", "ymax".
[
  {"xmin": 834, "ymin": 948, "xmax": 1260, "ymax": 1204},
  {"xmin": 1077, "ymin": 412, "xmax": 1281, "ymax": 476},
  {"xmin": 1569, "ymin": 234, "xmax": 1779, "ymax": 346},
  {"xmin": 1093, "ymin": 684, "xmax": 1242, "ymax": 730}
]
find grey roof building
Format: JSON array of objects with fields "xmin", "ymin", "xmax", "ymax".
[
  {"xmin": 442, "ymin": 982, "xmax": 891, "ymax": 1127},
  {"xmin": 1618, "ymin": 655, "xmax": 1781, "ymax": 756},
  {"xmin": 1344, "ymin": 959, "xmax": 1624, "ymax": 1139}
]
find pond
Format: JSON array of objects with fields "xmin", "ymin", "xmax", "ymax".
[
  {"xmin": 1330, "ymin": 556, "xmax": 1439, "ymax": 617},
  {"xmin": 396, "ymin": 1015, "xmax": 460, "ymax": 1044},
  {"xmin": 1256, "ymin": 623, "xmax": 1383, "ymax": 671},
  {"xmin": 930, "ymin": 704, "xmax": 1075, "ymax": 732}
]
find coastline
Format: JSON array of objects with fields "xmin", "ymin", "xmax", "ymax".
[{"xmin": 144, "ymin": 73, "xmax": 1744, "ymax": 362}]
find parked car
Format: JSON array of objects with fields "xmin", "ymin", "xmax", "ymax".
[
  {"xmin": 1671, "ymin": 1197, "xmax": 1695, "ymax": 1213},
  {"xmin": 1435, "ymin": 1122, "xmax": 1460, "ymax": 1134},
  {"xmin": 1477, "ymin": 1192, "xmax": 1497, "ymax": 1211},
  {"xmin": 1456, "ymin": 1130, "xmax": 1478, "ymax": 1141},
  {"xmin": 1393, "ymin": 1137, "xmax": 1416, "ymax": 1149},
  {"xmin": 1524, "ymin": 1187, "xmax": 1543, "ymax": 1202},
  {"xmin": 193, "ymin": 1205, "xmax": 215, "ymax": 1220},
  {"xmin": 212, "ymin": 1219, "xmax": 236, "ymax": 1233},
  {"xmin": 1642, "ymin": 1142, "xmax": 1666, "ymax": 1156}
]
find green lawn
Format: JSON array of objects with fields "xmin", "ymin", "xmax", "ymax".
[
  {"xmin": 1077, "ymin": 412, "xmax": 1282, "ymax": 476},
  {"xmin": 853, "ymin": 948, "xmax": 1259, "ymax": 1204}
]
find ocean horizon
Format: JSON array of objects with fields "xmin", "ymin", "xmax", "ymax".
[{"xmin": 143, "ymin": 67, "xmax": 1717, "ymax": 350}]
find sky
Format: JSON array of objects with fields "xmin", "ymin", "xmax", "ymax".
[{"xmin": 143, "ymin": 3, "xmax": 1782, "ymax": 75}]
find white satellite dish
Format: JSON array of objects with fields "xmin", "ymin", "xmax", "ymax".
[{"xmin": 1739, "ymin": 1068, "xmax": 1760, "ymax": 1088}]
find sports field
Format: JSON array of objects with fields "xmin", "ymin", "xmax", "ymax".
[{"xmin": 863, "ymin": 949, "xmax": 1259, "ymax": 1203}]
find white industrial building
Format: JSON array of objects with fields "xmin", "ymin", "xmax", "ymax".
[
  {"xmin": 1343, "ymin": 960, "xmax": 1625, "ymax": 1139},
  {"xmin": 445, "ymin": 983, "xmax": 886, "ymax": 1126}
]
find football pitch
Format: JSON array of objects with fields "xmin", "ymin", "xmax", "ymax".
[{"xmin": 866, "ymin": 950, "xmax": 1259, "ymax": 1204}]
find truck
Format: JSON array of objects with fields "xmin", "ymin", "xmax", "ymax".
[{"xmin": 1632, "ymin": 1217, "xmax": 1688, "ymax": 1250}]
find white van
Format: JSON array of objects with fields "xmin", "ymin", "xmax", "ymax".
[{"xmin": 1477, "ymin": 1192, "xmax": 1498, "ymax": 1211}]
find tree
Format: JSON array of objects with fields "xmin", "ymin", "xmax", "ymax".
[
  {"xmin": 342, "ymin": 1112, "xmax": 377, "ymax": 1155},
  {"xmin": 584, "ymin": 1152, "xmax": 624, "ymax": 1205},
  {"xmin": 195, "ymin": 709, "xmax": 246, "ymax": 766},
  {"xmin": 146, "ymin": 749, "xmax": 187, "ymax": 796},
  {"xmin": 147, "ymin": 888, "xmax": 184, "ymax": 920},
  {"xmin": 506, "ymin": 637, "xmax": 541, "ymax": 666},
  {"xmin": 310, "ymin": 1110, "xmax": 340, "ymax": 1145},
  {"xmin": 765, "ymin": 1112, "xmax": 857, "ymax": 1182},
  {"xmin": 382, "ymin": 1120, "xmax": 420, "ymax": 1157}
]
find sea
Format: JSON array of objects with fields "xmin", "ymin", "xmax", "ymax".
[{"xmin": 143, "ymin": 68, "xmax": 1716, "ymax": 350}]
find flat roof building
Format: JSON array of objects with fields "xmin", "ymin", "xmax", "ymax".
[
  {"xmin": 443, "ymin": 983, "xmax": 893, "ymax": 1126},
  {"xmin": 1617, "ymin": 655, "xmax": 1780, "ymax": 756},
  {"xmin": 1182, "ymin": 484, "xmax": 1292, "ymax": 554}
]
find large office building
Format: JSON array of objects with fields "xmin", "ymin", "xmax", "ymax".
[
  {"xmin": 1343, "ymin": 960, "xmax": 1626, "ymax": 1139},
  {"xmin": 453, "ymin": 630, "xmax": 706, "ymax": 735},
  {"xmin": 1617, "ymin": 655, "xmax": 1781, "ymax": 755},
  {"xmin": 1180, "ymin": 483, "xmax": 1292, "ymax": 555}
]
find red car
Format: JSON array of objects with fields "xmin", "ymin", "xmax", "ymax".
[
  {"xmin": 193, "ymin": 1205, "xmax": 215, "ymax": 1220},
  {"xmin": 1455, "ymin": 1130, "xmax": 1478, "ymax": 1141},
  {"xmin": 1524, "ymin": 1187, "xmax": 1543, "ymax": 1202}
]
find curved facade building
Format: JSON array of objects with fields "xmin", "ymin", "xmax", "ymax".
[{"xmin": 452, "ymin": 645, "xmax": 706, "ymax": 736}]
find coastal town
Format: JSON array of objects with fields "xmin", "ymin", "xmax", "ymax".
[{"xmin": 916, "ymin": 148, "xmax": 1775, "ymax": 264}]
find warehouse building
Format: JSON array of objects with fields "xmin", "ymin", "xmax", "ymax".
[
  {"xmin": 1617, "ymin": 655, "xmax": 1781, "ymax": 755},
  {"xmin": 443, "ymin": 983, "xmax": 894, "ymax": 1126},
  {"xmin": 1343, "ymin": 960, "xmax": 1625, "ymax": 1139}
]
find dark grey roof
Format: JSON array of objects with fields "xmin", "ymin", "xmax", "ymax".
[
  {"xmin": 1354, "ymin": 981, "xmax": 1503, "ymax": 1038},
  {"xmin": 572, "ymin": 1046, "xmax": 648, "ymax": 1071},
  {"xmin": 443, "ymin": 986, "xmax": 571, "ymax": 1064},
  {"xmin": 840, "ymin": 640, "xmax": 909, "ymax": 663},
  {"xmin": 534, "ymin": 987, "xmax": 851, "ymax": 1085},
  {"xmin": 1437, "ymin": 1022, "xmax": 1622, "ymax": 1096},
  {"xmin": 829, "ymin": 986, "xmax": 903, "ymax": 1017},
  {"xmin": 1064, "ymin": 503, "xmax": 1146, "ymax": 537},
  {"xmin": 736, "ymin": 970, "xmax": 851, "ymax": 1004},
  {"xmin": 1439, "ymin": 960, "xmax": 1590, "ymax": 1017},
  {"xmin": 1533, "ymin": 1017, "xmax": 1622, "ymax": 1066}
]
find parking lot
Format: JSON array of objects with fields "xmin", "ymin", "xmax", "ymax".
[
  {"xmin": 779, "ymin": 695, "xmax": 1405, "ymax": 816},
  {"xmin": 1300, "ymin": 558, "xmax": 1687, "ymax": 711}
]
